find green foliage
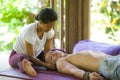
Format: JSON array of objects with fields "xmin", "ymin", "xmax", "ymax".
[
  {"xmin": 100, "ymin": 0, "xmax": 120, "ymax": 34},
  {"xmin": 91, "ymin": 0, "xmax": 120, "ymax": 43},
  {"xmin": 90, "ymin": 0, "xmax": 120, "ymax": 44},
  {"xmin": 0, "ymin": 0, "xmax": 35, "ymax": 52},
  {"xmin": 0, "ymin": 2, "xmax": 35, "ymax": 30}
]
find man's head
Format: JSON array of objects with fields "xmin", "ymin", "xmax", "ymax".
[{"xmin": 45, "ymin": 50, "xmax": 65, "ymax": 65}]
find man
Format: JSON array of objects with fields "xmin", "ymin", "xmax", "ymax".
[{"xmin": 45, "ymin": 50, "xmax": 120, "ymax": 80}]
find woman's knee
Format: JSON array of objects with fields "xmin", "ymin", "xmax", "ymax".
[{"xmin": 9, "ymin": 53, "xmax": 28, "ymax": 68}]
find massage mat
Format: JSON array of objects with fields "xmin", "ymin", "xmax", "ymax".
[{"xmin": 0, "ymin": 67, "xmax": 81, "ymax": 80}]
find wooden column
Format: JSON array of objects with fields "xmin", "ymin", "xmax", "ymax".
[
  {"xmin": 82, "ymin": 0, "xmax": 90, "ymax": 40},
  {"xmin": 60, "ymin": 0, "xmax": 65, "ymax": 49},
  {"xmin": 50, "ymin": 0, "xmax": 90, "ymax": 53},
  {"xmin": 65, "ymin": 0, "xmax": 89, "ymax": 53},
  {"xmin": 65, "ymin": 0, "xmax": 78, "ymax": 53}
]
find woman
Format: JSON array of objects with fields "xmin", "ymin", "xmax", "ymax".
[{"xmin": 9, "ymin": 8, "xmax": 57, "ymax": 77}]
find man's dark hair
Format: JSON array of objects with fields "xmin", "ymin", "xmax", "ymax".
[{"xmin": 35, "ymin": 8, "xmax": 57, "ymax": 23}]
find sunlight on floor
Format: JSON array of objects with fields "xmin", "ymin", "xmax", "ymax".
[{"xmin": 0, "ymin": 52, "xmax": 10, "ymax": 71}]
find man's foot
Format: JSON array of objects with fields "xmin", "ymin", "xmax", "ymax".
[{"xmin": 22, "ymin": 59, "xmax": 37, "ymax": 77}]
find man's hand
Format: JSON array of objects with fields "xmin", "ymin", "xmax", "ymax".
[
  {"xmin": 46, "ymin": 63, "xmax": 56, "ymax": 70},
  {"xmin": 89, "ymin": 72, "xmax": 103, "ymax": 80}
]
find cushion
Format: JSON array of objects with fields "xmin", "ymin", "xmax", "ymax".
[{"xmin": 73, "ymin": 40, "xmax": 120, "ymax": 56}]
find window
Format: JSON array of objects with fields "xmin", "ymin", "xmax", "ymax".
[{"xmin": 90, "ymin": 0, "xmax": 120, "ymax": 44}]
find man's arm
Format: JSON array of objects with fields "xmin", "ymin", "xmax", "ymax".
[
  {"xmin": 56, "ymin": 58, "xmax": 85, "ymax": 79},
  {"xmin": 56, "ymin": 58, "xmax": 103, "ymax": 80}
]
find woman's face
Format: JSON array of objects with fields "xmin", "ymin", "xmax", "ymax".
[
  {"xmin": 40, "ymin": 21, "xmax": 56, "ymax": 32},
  {"xmin": 45, "ymin": 51, "xmax": 65, "ymax": 64}
]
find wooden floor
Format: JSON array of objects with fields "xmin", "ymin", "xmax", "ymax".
[{"xmin": 0, "ymin": 52, "xmax": 23, "ymax": 80}]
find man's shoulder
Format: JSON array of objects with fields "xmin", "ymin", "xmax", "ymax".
[
  {"xmin": 56, "ymin": 57, "xmax": 68, "ymax": 71},
  {"xmin": 57, "ymin": 57, "xmax": 66, "ymax": 63},
  {"xmin": 56, "ymin": 57, "xmax": 67, "ymax": 66}
]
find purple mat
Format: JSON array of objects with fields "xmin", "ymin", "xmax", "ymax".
[
  {"xmin": 0, "ymin": 69, "xmax": 32, "ymax": 79},
  {"xmin": 0, "ymin": 67, "xmax": 80, "ymax": 80}
]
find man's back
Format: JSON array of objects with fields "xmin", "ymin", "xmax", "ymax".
[{"xmin": 58, "ymin": 50, "xmax": 108, "ymax": 72}]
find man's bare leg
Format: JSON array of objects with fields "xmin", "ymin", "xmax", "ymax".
[{"xmin": 22, "ymin": 59, "xmax": 37, "ymax": 77}]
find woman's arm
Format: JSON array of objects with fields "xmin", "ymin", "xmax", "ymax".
[
  {"xmin": 25, "ymin": 40, "xmax": 47, "ymax": 67},
  {"xmin": 44, "ymin": 37, "xmax": 54, "ymax": 55}
]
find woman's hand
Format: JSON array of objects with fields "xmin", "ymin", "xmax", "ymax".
[{"xmin": 89, "ymin": 72, "xmax": 103, "ymax": 80}]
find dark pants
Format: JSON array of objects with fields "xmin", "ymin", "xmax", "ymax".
[
  {"xmin": 9, "ymin": 50, "xmax": 28, "ymax": 73},
  {"xmin": 9, "ymin": 49, "xmax": 45, "ymax": 73}
]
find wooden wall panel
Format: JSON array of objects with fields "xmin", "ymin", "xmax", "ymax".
[
  {"xmin": 65, "ymin": 0, "xmax": 78, "ymax": 53},
  {"xmin": 51, "ymin": 0, "xmax": 90, "ymax": 53},
  {"xmin": 65, "ymin": 0, "xmax": 89, "ymax": 53},
  {"xmin": 82, "ymin": 0, "xmax": 90, "ymax": 39}
]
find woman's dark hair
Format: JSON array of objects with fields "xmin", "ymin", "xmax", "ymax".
[
  {"xmin": 51, "ymin": 48, "xmax": 66, "ymax": 53},
  {"xmin": 35, "ymin": 8, "xmax": 57, "ymax": 23}
]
